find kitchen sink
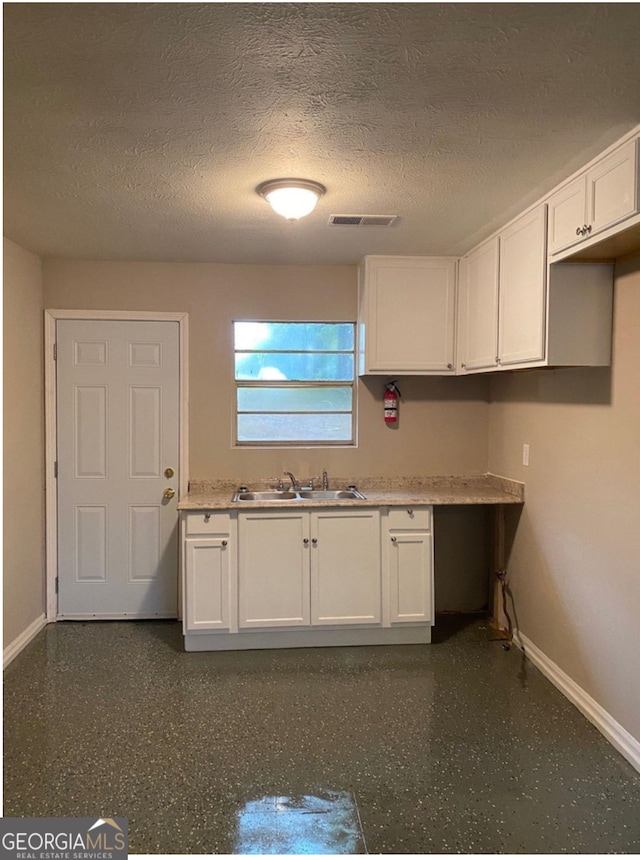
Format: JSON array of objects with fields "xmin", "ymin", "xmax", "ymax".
[
  {"xmin": 297, "ymin": 489, "xmax": 365, "ymax": 500},
  {"xmin": 233, "ymin": 490, "xmax": 298, "ymax": 501},
  {"xmin": 232, "ymin": 487, "xmax": 366, "ymax": 502}
]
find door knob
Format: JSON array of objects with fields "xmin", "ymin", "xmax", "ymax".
[{"xmin": 163, "ymin": 487, "xmax": 175, "ymax": 500}]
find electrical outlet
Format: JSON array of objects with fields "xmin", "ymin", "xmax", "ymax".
[{"xmin": 522, "ymin": 443, "xmax": 530, "ymax": 467}]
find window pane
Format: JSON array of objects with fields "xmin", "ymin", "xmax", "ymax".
[
  {"xmin": 238, "ymin": 413, "xmax": 353, "ymax": 443},
  {"xmin": 235, "ymin": 352, "xmax": 354, "ymax": 381},
  {"xmin": 238, "ymin": 387, "xmax": 352, "ymax": 413},
  {"xmin": 234, "ymin": 322, "xmax": 354, "ymax": 352}
]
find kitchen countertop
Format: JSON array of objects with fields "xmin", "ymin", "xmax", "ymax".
[{"xmin": 178, "ymin": 473, "xmax": 524, "ymax": 510}]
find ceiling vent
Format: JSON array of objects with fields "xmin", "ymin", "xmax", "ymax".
[{"xmin": 328, "ymin": 214, "xmax": 398, "ymax": 227}]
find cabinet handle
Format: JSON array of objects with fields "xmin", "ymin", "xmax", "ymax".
[
  {"xmin": 312, "ymin": 538, "xmax": 318, "ymax": 545},
  {"xmin": 221, "ymin": 540, "xmax": 227, "ymax": 547},
  {"xmin": 303, "ymin": 538, "xmax": 309, "ymax": 545}
]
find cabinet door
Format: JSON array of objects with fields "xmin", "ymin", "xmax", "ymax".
[
  {"xmin": 185, "ymin": 538, "xmax": 230, "ymax": 632},
  {"xmin": 238, "ymin": 512, "xmax": 310, "ymax": 628},
  {"xmin": 587, "ymin": 139, "xmax": 639, "ymax": 237},
  {"xmin": 362, "ymin": 257, "xmax": 456, "ymax": 373},
  {"xmin": 547, "ymin": 176, "xmax": 586, "ymax": 254},
  {"xmin": 457, "ymin": 237, "xmax": 499, "ymax": 372},
  {"xmin": 310, "ymin": 509, "xmax": 381, "ymax": 625},
  {"xmin": 498, "ymin": 205, "xmax": 547, "ymax": 366},
  {"xmin": 389, "ymin": 532, "xmax": 434, "ymax": 624}
]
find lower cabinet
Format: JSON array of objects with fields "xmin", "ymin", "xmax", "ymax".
[
  {"xmin": 386, "ymin": 506, "xmax": 434, "ymax": 624},
  {"xmin": 182, "ymin": 511, "xmax": 234, "ymax": 633},
  {"xmin": 311, "ymin": 509, "xmax": 381, "ymax": 625},
  {"xmin": 182, "ymin": 504, "xmax": 434, "ymax": 646},
  {"xmin": 239, "ymin": 508, "xmax": 381, "ymax": 628},
  {"xmin": 238, "ymin": 510, "xmax": 310, "ymax": 628}
]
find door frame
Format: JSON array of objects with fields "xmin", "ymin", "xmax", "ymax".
[{"xmin": 44, "ymin": 309, "xmax": 189, "ymax": 622}]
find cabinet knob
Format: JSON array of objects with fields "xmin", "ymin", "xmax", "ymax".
[
  {"xmin": 461, "ymin": 362, "xmax": 466, "ymax": 369},
  {"xmin": 303, "ymin": 538, "xmax": 309, "ymax": 545},
  {"xmin": 204, "ymin": 513, "xmax": 211, "ymax": 522},
  {"xmin": 221, "ymin": 540, "xmax": 228, "ymax": 547},
  {"xmin": 312, "ymin": 538, "xmax": 318, "ymax": 545},
  {"xmin": 391, "ymin": 536, "xmax": 397, "ymax": 543},
  {"xmin": 586, "ymin": 224, "xmax": 592, "ymax": 234},
  {"xmin": 447, "ymin": 363, "xmax": 453, "ymax": 370},
  {"xmin": 576, "ymin": 226, "xmax": 583, "ymax": 236},
  {"xmin": 407, "ymin": 508, "xmax": 414, "ymax": 516}
]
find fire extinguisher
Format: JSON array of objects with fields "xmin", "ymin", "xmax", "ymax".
[{"xmin": 384, "ymin": 381, "xmax": 401, "ymax": 425}]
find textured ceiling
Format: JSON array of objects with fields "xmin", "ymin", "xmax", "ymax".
[{"xmin": 4, "ymin": 3, "xmax": 640, "ymax": 264}]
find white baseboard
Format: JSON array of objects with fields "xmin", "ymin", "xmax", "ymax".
[
  {"xmin": 513, "ymin": 630, "xmax": 640, "ymax": 774},
  {"xmin": 3, "ymin": 613, "xmax": 47, "ymax": 669}
]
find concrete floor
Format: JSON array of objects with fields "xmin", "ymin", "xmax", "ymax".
[{"xmin": 4, "ymin": 616, "xmax": 640, "ymax": 854}]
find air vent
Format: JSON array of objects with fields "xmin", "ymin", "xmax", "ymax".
[{"xmin": 329, "ymin": 214, "xmax": 398, "ymax": 227}]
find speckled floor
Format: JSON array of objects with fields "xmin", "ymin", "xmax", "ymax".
[{"xmin": 4, "ymin": 616, "xmax": 640, "ymax": 854}]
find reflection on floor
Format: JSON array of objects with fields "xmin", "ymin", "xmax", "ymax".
[
  {"xmin": 4, "ymin": 615, "xmax": 640, "ymax": 854},
  {"xmin": 236, "ymin": 791, "xmax": 366, "ymax": 854}
]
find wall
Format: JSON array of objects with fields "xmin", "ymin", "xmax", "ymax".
[
  {"xmin": 43, "ymin": 260, "xmax": 492, "ymax": 610},
  {"xmin": 488, "ymin": 251, "xmax": 640, "ymax": 742},
  {"xmin": 43, "ymin": 260, "xmax": 490, "ymax": 480},
  {"xmin": 3, "ymin": 238, "xmax": 46, "ymax": 650}
]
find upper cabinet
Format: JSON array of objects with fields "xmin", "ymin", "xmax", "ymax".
[
  {"xmin": 458, "ymin": 205, "xmax": 547, "ymax": 373},
  {"xmin": 358, "ymin": 256, "xmax": 457, "ymax": 375},
  {"xmin": 457, "ymin": 237, "xmax": 500, "ymax": 372},
  {"xmin": 548, "ymin": 138, "xmax": 639, "ymax": 256},
  {"xmin": 498, "ymin": 205, "xmax": 547, "ymax": 367}
]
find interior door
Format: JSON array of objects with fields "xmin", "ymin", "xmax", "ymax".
[{"xmin": 56, "ymin": 319, "xmax": 180, "ymax": 618}]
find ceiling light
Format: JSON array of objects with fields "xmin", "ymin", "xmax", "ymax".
[{"xmin": 257, "ymin": 178, "xmax": 326, "ymax": 221}]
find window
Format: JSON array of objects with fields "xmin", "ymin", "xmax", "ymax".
[{"xmin": 234, "ymin": 321, "xmax": 356, "ymax": 446}]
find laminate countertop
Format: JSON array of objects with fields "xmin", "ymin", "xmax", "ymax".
[{"xmin": 178, "ymin": 474, "xmax": 524, "ymax": 510}]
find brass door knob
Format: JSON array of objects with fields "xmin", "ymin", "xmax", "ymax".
[{"xmin": 163, "ymin": 487, "xmax": 176, "ymax": 500}]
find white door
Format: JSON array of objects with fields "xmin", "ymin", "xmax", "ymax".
[
  {"xmin": 310, "ymin": 509, "xmax": 381, "ymax": 625},
  {"xmin": 56, "ymin": 319, "xmax": 180, "ymax": 618}
]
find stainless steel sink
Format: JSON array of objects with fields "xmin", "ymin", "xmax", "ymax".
[
  {"xmin": 232, "ymin": 487, "xmax": 366, "ymax": 502},
  {"xmin": 297, "ymin": 489, "xmax": 365, "ymax": 500},
  {"xmin": 233, "ymin": 490, "xmax": 298, "ymax": 501}
]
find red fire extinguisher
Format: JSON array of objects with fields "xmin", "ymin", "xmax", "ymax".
[{"xmin": 384, "ymin": 381, "xmax": 401, "ymax": 425}]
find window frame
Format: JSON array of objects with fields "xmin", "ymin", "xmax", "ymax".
[{"xmin": 233, "ymin": 319, "xmax": 357, "ymax": 448}]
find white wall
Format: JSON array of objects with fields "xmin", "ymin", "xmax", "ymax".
[
  {"xmin": 488, "ymin": 251, "xmax": 640, "ymax": 743},
  {"xmin": 3, "ymin": 238, "xmax": 46, "ymax": 650}
]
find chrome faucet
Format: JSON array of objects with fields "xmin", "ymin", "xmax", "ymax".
[
  {"xmin": 284, "ymin": 471, "xmax": 300, "ymax": 490},
  {"xmin": 322, "ymin": 470, "xmax": 329, "ymax": 490}
]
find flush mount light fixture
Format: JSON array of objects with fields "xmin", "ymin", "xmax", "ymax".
[{"xmin": 257, "ymin": 178, "xmax": 326, "ymax": 221}]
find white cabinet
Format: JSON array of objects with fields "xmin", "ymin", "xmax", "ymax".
[
  {"xmin": 498, "ymin": 205, "xmax": 547, "ymax": 367},
  {"xmin": 386, "ymin": 506, "xmax": 434, "ymax": 625},
  {"xmin": 457, "ymin": 237, "xmax": 500, "ymax": 372},
  {"xmin": 238, "ymin": 508, "xmax": 381, "ymax": 629},
  {"xmin": 311, "ymin": 509, "xmax": 381, "ymax": 625},
  {"xmin": 358, "ymin": 255, "xmax": 457, "ymax": 374},
  {"xmin": 185, "ymin": 538, "xmax": 230, "ymax": 631},
  {"xmin": 238, "ymin": 511, "xmax": 310, "ymax": 628},
  {"xmin": 548, "ymin": 138, "xmax": 639, "ymax": 255},
  {"xmin": 458, "ymin": 206, "xmax": 547, "ymax": 373},
  {"xmin": 183, "ymin": 512, "xmax": 234, "ymax": 633}
]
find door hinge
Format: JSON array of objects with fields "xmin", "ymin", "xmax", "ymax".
[
  {"xmin": 54, "ymin": 461, "xmax": 58, "ymax": 478},
  {"xmin": 53, "ymin": 343, "xmax": 57, "ymax": 361},
  {"xmin": 55, "ymin": 578, "xmax": 59, "ymax": 594}
]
